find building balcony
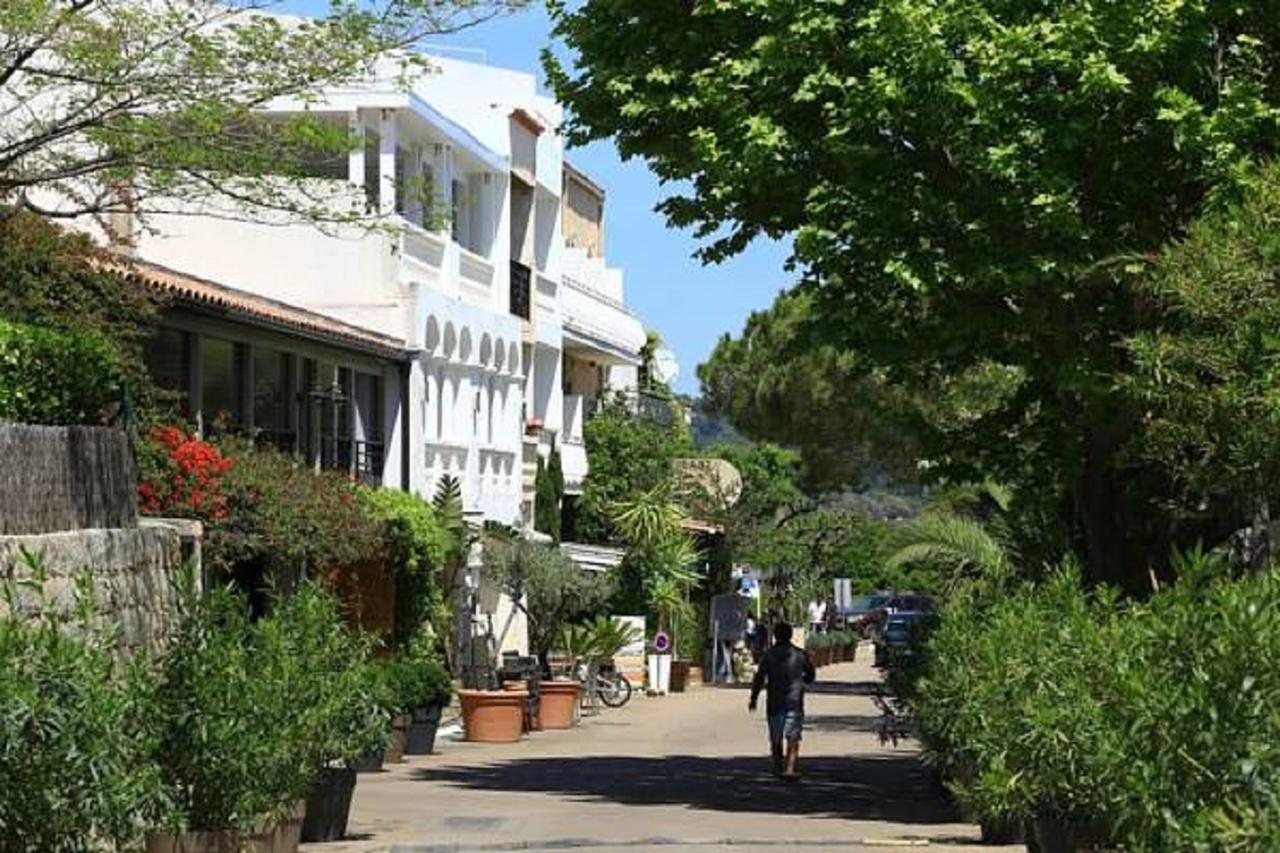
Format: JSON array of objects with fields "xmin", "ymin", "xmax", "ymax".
[
  {"xmin": 584, "ymin": 389, "xmax": 678, "ymax": 426},
  {"xmin": 561, "ymin": 272, "xmax": 646, "ymax": 364}
]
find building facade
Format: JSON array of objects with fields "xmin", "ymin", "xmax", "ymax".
[{"xmin": 95, "ymin": 49, "xmax": 652, "ymax": 653}]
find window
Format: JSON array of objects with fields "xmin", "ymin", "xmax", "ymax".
[
  {"xmin": 354, "ymin": 372, "xmax": 385, "ymax": 482},
  {"xmin": 253, "ymin": 347, "xmax": 294, "ymax": 451},
  {"xmin": 200, "ymin": 337, "xmax": 240, "ymax": 431},
  {"xmin": 144, "ymin": 328, "xmax": 188, "ymax": 413}
]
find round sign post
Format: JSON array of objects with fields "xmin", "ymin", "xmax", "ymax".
[{"xmin": 648, "ymin": 631, "xmax": 673, "ymax": 694}]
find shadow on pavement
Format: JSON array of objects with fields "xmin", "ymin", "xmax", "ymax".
[
  {"xmin": 412, "ymin": 752, "xmax": 958, "ymax": 824},
  {"xmin": 807, "ymin": 679, "xmax": 882, "ymax": 697},
  {"xmin": 805, "ymin": 712, "xmax": 884, "ymax": 734}
]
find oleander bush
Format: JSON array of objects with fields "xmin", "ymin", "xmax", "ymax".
[
  {"xmin": 0, "ymin": 564, "xmax": 158, "ymax": 851},
  {"xmin": 904, "ymin": 559, "xmax": 1280, "ymax": 849},
  {"xmin": 149, "ymin": 582, "xmax": 384, "ymax": 835}
]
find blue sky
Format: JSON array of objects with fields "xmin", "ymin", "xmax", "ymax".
[{"xmin": 278, "ymin": 2, "xmax": 792, "ymax": 395}]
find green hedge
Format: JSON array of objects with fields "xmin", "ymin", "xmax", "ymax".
[
  {"xmin": 0, "ymin": 570, "xmax": 387, "ymax": 846},
  {"xmin": 0, "ymin": 320, "xmax": 126, "ymax": 425},
  {"xmin": 905, "ymin": 560, "xmax": 1280, "ymax": 848}
]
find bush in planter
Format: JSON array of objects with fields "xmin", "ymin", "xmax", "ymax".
[
  {"xmin": 149, "ymin": 583, "xmax": 384, "ymax": 839},
  {"xmin": 908, "ymin": 559, "xmax": 1280, "ymax": 849},
  {"xmin": 1104, "ymin": 560, "xmax": 1280, "ymax": 849},
  {"xmin": 911, "ymin": 569, "xmax": 1126, "ymax": 832},
  {"xmin": 397, "ymin": 636, "xmax": 453, "ymax": 755},
  {"xmin": 0, "ymin": 566, "xmax": 159, "ymax": 851}
]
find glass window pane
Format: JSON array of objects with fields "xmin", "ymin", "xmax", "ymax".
[
  {"xmin": 201, "ymin": 337, "xmax": 240, "ymax": 431},
  {"xmin": 253, "ymin": 347, "xmax": 294, "ymax": 450},
  {"xmin": 145, "ymin": 328, "xmax": 188, "ymax": 413}
]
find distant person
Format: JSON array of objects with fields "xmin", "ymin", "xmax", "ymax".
[
  {"xmin": 748, "ymin": 622, "xmax": 816, "ymax": 778},
  {"xmin": 807, "ymin": 598, "xmax": 826, "ymax": 634}
]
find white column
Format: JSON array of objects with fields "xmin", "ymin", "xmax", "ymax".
[{"xmin": 378, "ymin": 109, "xmax": 397, "ymax": 218}]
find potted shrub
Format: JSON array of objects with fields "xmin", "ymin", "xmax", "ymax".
[
  {"xmin": 147, "ymin": 586, "xmax": 314, "ymax": 853},
  {"xmin": 148, "ymin": 584, "xmax": 383, "ymax": 850},
  {"xmin": 351, "ymin": 661, "xmax": 399, "ymax": 772},
  {"xmin": 269, "ymin": 592, "xmax": 386, "ymax": 845},
  {"xmin": 401, "ymin": 639, "xmax": 453, "ymax": 755}
]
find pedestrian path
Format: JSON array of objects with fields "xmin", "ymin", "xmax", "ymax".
[{"xmin": 306, "ymin": 657, "xmax": 1014, "ymax": 852}]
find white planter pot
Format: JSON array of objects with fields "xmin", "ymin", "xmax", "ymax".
[{"xmin": 647, "ymin": 654, "xmax": 672, "ymax": 694}]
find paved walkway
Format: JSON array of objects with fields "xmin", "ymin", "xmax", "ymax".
[{"xmin": 307, "ymin": 654, "xmax": 1012, "ymax": 852}]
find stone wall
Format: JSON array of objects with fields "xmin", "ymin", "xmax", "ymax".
[{"xmin": 0, "ymin": 519, "xmax": 199, "ymax": 654}]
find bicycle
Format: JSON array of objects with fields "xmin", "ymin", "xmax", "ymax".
[
  {"xmin": 574, "ymin": 659, "xmax": 634, "ymax": 709},
  {"xmin": 594, "ymin": 664, "xmax": 633, "ymax": 708}
]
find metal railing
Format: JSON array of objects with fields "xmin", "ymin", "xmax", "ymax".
[
  {"xmin": 583, "ymin": 390, "xmax": 677, "ymax": 426},
  {"xmin": 510, "ymin": 260, "xmax": 532, "ymax": 320}
]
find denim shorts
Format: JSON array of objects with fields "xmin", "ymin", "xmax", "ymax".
[{"xmin": 768, "ymin": 708, "xmax": 804, "ymax": 742}]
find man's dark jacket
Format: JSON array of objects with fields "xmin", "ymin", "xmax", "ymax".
[{"xmin": 750, "ymin": 642, "xmax": 816, "ymax": 714}]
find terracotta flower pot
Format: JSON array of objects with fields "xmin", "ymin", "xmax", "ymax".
[
  {"xmin": 538, "ymin": 680, "xmax": 582, "ymax": 729},
  {"xmin": 459, "ymin": 689, "xmax": 527, "ymax": 743}
]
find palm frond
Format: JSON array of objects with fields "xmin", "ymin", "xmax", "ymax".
[{"xmin": 886, "ymin": 512, "xmax": 1013, "ymax": 587}]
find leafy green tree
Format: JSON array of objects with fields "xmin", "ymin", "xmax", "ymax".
[
  {"xmin": 484, "ymin": 537, "xmax": 613, "ymax": 658},
  {"xmin": 1122, "ymin": 161, "xmax": 1280, "ymax": 565},
  {"xmin": 0, "ymin": 212, "xmax": 159, "ymax": 360},
  {"xmin": 579, "ymin": 394, "xmax": 690, "ymax": 544},
  {"xmin": 548, "ymin": 0, "xmax": 1280, "ymax": 590},
  {"xmin": 699, "ymin": 293, "xmax": 928, "ymax": 491},
  {"xmin": 2, "ymin": 0, "xmax": 522, "ymax": 223}
]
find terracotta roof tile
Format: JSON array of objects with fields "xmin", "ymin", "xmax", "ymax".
[{"xmin": 109, "ymin": 258, "xmax": 408, "ymax": 358}]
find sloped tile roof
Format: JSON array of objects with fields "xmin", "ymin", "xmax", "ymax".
[{"xmin": 113, "ymin": 258, "xmax": 408, "ymax": 359}]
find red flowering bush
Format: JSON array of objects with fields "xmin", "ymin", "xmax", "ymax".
[{"xmin": 137, "ymin": 425, "xmax": 234, "ymax": 521}]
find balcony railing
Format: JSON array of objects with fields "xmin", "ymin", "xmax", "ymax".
[
  {"xmin": 510, "ymin": 260, "xmax": 532, "ymax": 321},
  {"xmin": 584, "ymin": 390, "xmax": 676, "ymax": 426},
  {"xmin": 323, "ymin": 438, "xmax": 386, "ymax": 484}
]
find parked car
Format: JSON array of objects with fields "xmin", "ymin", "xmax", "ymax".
[{"xmin": 872, "ymin": 596, "xmax": 935, "ymax": 667}]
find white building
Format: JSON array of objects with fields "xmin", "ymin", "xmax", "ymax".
[{"xmin": 89, "ymin": 50, "xmax": 652, "ymax": 651}]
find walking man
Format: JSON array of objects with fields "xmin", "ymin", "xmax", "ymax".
[{"xmin": 748, "ymin": 622, "xmax": 815, "ymax": 778}]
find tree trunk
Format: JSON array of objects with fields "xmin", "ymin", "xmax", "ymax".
[{"xmin": 1075, "ymin": 428, "xmax": 1152, "ymax": 596}]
